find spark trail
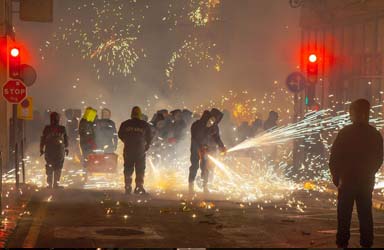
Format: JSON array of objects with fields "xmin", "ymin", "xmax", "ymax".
[{"xmin": 228, "ymin": 106, "xmax": 384, "ymax": 153}]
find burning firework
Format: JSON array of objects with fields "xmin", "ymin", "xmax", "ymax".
[
  {"xmin": 164, "ymin": 0, "xmax": 221, "ymax": 29},
  {"xmin": 166, "ymin": 36, "xmax": 223, "ymax": 89},
  {"xmin": 43, "ymin": 0, "xmax": 146, "ymax": 79}
]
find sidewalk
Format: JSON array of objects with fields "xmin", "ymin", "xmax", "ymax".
[{"xmin": 0, "ymin": 183, "xmax": 36, "ymax": 247}]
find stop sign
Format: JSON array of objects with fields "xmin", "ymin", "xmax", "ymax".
[{"xmin": 2, "ymin": 79, "xmax": 27, "ymax": 104}]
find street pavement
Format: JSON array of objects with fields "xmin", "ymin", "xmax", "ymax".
[{"xmin": 5, "ymin": 187, "xmax": 384, "ymax": 248}]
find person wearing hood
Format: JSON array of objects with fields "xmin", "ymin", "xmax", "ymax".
[
  {"xmin": 170, "ymin": 109, "xmax": 187, "ymax": 142},
  {"xmin": 189, "ymin": 110, "xmax": 211, "ymax": 193},
  {"xmin": 40, "ymin": 112, "xmax": 69, "ymax": 189},
  {"xmin": 329, "ymin": 99, "xmax": 383, "ymax": 248},
  {"xmin": 79, "ymin": 107, "xmax": 97, "ymax": 163},
  {"xmin": 95, "ymin": 108, "xmax": 118, "ymax": 153},
  {"xmin": 263, "ymin": 111, "xmax": 279, "ymax": 131},
  {"xmin": 206, "ymin": 108, "xmax": 226, "ymax": 152},
  {"xmin": 118, "ymin": 106, "xmax": 153, "ymax": 195},
  {"xmin": 189, "ymin": 109, "xmax": 226, "ymax": 193}
]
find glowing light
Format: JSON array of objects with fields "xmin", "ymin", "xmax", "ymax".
[
  {"xmin": 10, "ymin": 48, "xmax": 20, "ymax": 57},
  {"xmin": 309, "ymin": 54, "xmax": 317, "ymax": 63}
]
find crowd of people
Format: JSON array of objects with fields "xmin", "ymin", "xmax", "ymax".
[
  {"xmin": 33, "ymin": 99, "xmax": 384, "ymax": 248},
  {"xmin": 23, "ymin": 99, "xmax": 384, "ymax": 248},
  {"xmin": 34, "ymin": 105, "xmax": 282, "ymax": 193}
]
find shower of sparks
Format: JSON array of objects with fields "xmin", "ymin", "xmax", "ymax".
[
  {"xmin": 166, "ymin": 36, "xmax": 223, "ymax": 89},
  {"xmin": 228, "ymin": 106, "xmax": 384, "ymax": 153},
  {"xmin": 194, "ymin": 82, "xmax": 295, "ymax": 125},
  {"xmin": 43, "ymin": 0, "xmax": 147, "ymax": 79},
  {"xmin": 164, "ymin": 0, "xmax": 221, "ymax": 29}
]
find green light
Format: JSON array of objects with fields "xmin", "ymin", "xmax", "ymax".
[{"xmin": 305, "ymin": 96, "xmax": 309, "ymax": 105}]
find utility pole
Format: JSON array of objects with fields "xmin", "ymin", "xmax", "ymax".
[{"xmin": 0, "ymin": 0, "xmax": 12, "ymax": 218}]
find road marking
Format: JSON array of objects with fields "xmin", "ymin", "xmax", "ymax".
[{"xmin": 22, "ymin": 199, "xmax": 49, "ymax": 247}]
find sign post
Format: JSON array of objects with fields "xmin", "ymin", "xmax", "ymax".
[
  {"xmin": 286, "ymin": 72, "xmax": 306, "ymax": 179},
  {"xmin": 2, "ymin": 79, "xmax": 27, "ymax": 189}
]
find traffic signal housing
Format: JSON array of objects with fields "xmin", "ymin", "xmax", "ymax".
[
  {"xmin": 307, "ymin": 53, "xmax": 318, "ymax": 84},
  {"xmin": 9, "ymin": 47, "xmax": 21, "ymax": 79},
  {"xmin": 305, "ymin": 53, "xmax": 319, "ymax": 107}
]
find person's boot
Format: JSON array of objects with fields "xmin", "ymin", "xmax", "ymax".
[
  {"xmin": 134, "ymin": 186, "xmax": 147, "ymax": 195},
  {"xmin": 189, "ymin": 182, "xmax": 195, "ymax": 194},
  {"xmin": 53, "ymin": 170, "xmax": 64, "ymax": 189},
  {"xmin": 125, "ymin": 186, "xmax": 132, "ymax": 195},
  {"xmin": 46, "ymin": 174, "xmax": 53, "ymax": 189}
]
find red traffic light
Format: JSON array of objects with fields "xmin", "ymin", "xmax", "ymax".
[
  {"xmin": 308, "ymin": 54, "xmax": 317, "ymax": 63},
  {"xmin": 10, "ymin": 48, "xmax": 20, "ymax": 58}
]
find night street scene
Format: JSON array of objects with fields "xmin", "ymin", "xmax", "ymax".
[{"xmin": 3, "ymin": 0, "xmax": 384, "ymax": 249}]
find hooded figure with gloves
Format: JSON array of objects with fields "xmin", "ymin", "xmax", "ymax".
[
  {"xmin": 118, "ymin": 106, "xmax": 153, "ymax": 195},
  {"xmin": 40, "ymin": 112, "xmax": 69, "ymax": 189},
  {"xmin": 189, "ymin": 109, "xmax": 226, "ymax": 193}
]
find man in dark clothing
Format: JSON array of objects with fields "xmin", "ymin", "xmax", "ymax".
[
  {"xmin": 207, "ymin": 108, "xmax": 226, "ymax": 150},
  {"xmin": 79, "ymin": 107, "xmax": 97, "ymax": 164},
  {"xmin": 118, "ymin": 106, "xmax": 152, "ymax": 195},
  {"xmin": 170, "ymin": 109, "xmax": 187, "ymax": 142},
  {"xmin": 189, "ymin": 109, "xmax": 226, "ymax": 193},
  {"xmin": 40, "ymin": 112, "xmax": 69, "ymax": 189},
  {"xmin": 329, "ymin": 99, "xmax": 383, "ymax": 248},
  {"xmin": 263, "ymin": 111, "xmax": 278, "ymax": 131},
  {"xmin": 95, "ymin": 108, "xmax": 118, "ymax": 153},
  {"xmin": 189, "ymin": 110, "xmax": 211, "ymax": 193},
  {"xmin": 65, "ymin": 109, "xmax": 81, "ymax": 159}
]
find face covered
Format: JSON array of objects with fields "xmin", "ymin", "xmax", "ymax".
[{"xmin": 206, "ymin": 117, "xmax": 216, "ymax": 127}]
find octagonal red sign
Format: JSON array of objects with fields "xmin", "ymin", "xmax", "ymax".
[{"xmin": 2, "ymin": 79, "xmax": 27, "ymax": 104}]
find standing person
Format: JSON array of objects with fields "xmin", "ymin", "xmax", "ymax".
[
  {"xmin": 65, "ymin": 109, "xmax": 81, "ymax": 159},
  {"xmin": 79, "ymin": 107, "xmax": 97, "ymax": 164},
  {"xmin": 189, "ymin": 110, "xmax": 211, "ymax": 194},
  {"xmin": 329, "ymin": 99, "xmax": 383, "ymax": 248},
  {"xmin": 118, "ymin": 106, "xmax": 152, "ymax": 195},
  {"xmin": 263, "ymin": 111, "xmax": 278, "ymax": 131},
  {"xmin": 95, "ymin": 108, "xmax": 118, "ymax": 153},
  {"xmin": 40, "ymin": 112, "xmax": 69, "ymax": 189}
]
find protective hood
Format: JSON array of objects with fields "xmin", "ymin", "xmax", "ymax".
[
  {"xmin": 210, "ymin": 108, "xmax": 223, "ymax": 124},
  {"xmin": 83, "ymin": 107, "xmax": 97, "ymax": 122},
  {"xmin": 50, "ymin": 112, "xmax": 60, "ymax": 126},
  {"xmin": 131, "ymin": 106, "xmax": 143, "ymax": 120},
  {"xmin": 200, "ymin": 110, "xmax": 211, "ymax": 123}
]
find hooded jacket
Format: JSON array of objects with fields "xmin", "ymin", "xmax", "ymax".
[
  {"xmin": 40, "ymin": 114, "xmax": 68, "ymax": 162},
  {"xmin": 191, "ymin": 111, "xmax": 211, "ymax": 148},
  {"xmin": 206, "ymin": 108, "xmax": 225, "ymax": 149}
]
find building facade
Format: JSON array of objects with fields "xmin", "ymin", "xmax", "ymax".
[{"xmin": 297, "ymin": 0, "xmax": 384, "ymax": 111}]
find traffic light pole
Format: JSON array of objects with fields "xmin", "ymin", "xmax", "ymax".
[{"xmin": 13, "ymin": 103, "xmax": 19, "ymax": 189}]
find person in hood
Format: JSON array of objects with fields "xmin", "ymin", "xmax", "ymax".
[
  {"xmin": 40, "ymin": 112, "xmax": 68, "ymax": 189},
  {"xmin": 118, "ymin": 106, "xmax": 153, "ymax": 195},
  {"xmin": 329, "ymin": 99, "xmax": 383, "ymax": 248},
  {"xmin": 65, "ymin": 109, "xmax": 81, "ymax": 159},
  {"xmin": 170, "ymin": 109, "xmax": 187, "ymax": 142},
  {"xmin": 79, "ymin": 107, "xmax": 97, "ymax": 163},
  {"xmin": 263, "ymin": 111, "xmax": 278, "ymax": 131},
  {"xmin": 189, "ymin": 109, "xmax": 226, "ymax": 193},
  {"xmin": 189, "ymin": 110, "xmax": 211, "ymax": 194},
  {"xmin": 95, "ymin": 108, "xmax": 118, "ymax": 153},
  {"xmin": 206, "ymin": 108, "xmax": 226, "ymax": 152}
]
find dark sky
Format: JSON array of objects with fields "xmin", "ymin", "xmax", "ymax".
[{"xmin": 14, "ymin": 0, "xmax": 300, "ymax": 121}]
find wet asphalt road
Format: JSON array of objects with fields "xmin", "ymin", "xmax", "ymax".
[{"xmin": 6, "ymin": 188, "xmax": 384, "ymax": 248}]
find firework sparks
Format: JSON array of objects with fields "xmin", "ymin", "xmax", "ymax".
[
  {"xmin": 43, "ymin": 0, "xmax": 146, "ymax": 79},
  {"xmin": 166, "ymin": 36, "xmax": 223, "ymax": 89},
  {"xmin": 228, "ymin": 106, "xmax": 384, "ymax": 153}
]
